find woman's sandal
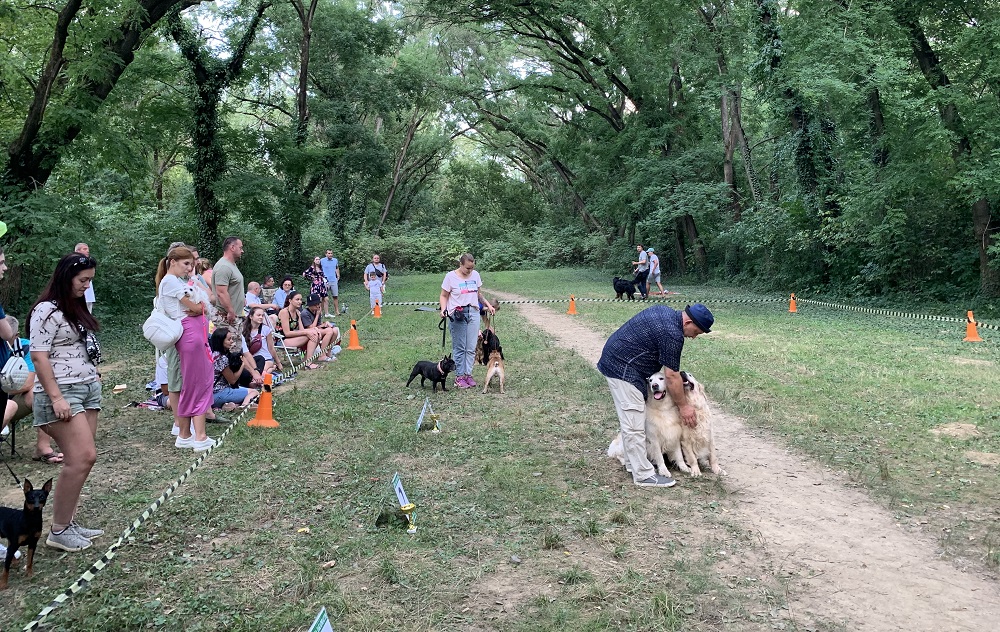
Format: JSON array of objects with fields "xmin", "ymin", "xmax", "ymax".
[
  {"xmin": 303, "ymin": 363, "xmax": 320, "ymax": 370},
  {"xmin": 33, "ymin": 452, "xmax": 64, "ymax": 464}
]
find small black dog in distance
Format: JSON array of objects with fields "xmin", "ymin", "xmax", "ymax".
[
  {"xmin": 406, "ymin": 354, "xmax": 457, "ymax": 392},
  {"xmin": 0, "ymin": 478, "xmax": 52, "ymax": 589},
  {"xmin": 613, "ymin": 277, "xmax": 637, "ymax": 301}
]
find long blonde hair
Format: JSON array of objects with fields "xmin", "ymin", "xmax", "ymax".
[{"xmin": 155, "ymin": 246, "xmax": 196, "ymax": 294}]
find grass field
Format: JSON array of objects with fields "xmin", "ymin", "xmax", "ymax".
[{"xmin": 1, "ymin": 268, "xmax": 997, "ymax": 630}]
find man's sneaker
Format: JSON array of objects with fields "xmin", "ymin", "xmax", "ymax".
[
  {"xmin": 190, "ymin": 437, "xmax": 216, "ymax": 453},
  {"xmin": 175, "ymin": 435, "xmax": 193, "ymax": 448},
  {"xmin": 454, "ymin": 376, "xmax": 470, "ymax": 389},
  {"xmin": 465, "ymin": 376, "xmax": 477, "ymax": 387},
  {"xmin": 325, "ymin": 313, "xmax": 334, "ymax": 318},
  {"xmin": 635, "ymin": 474, "xmax": 676, "ymax": 488},
  {"xmin": 69, "ymin": 521, "xmax": 104, "ymax": 539},
  {"xmin": 46, "ymin": 527, "xmax": 92, "ymax": 552}
]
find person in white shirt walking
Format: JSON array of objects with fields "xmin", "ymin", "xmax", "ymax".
[{"xmin": 75, "ymin": 244, "xmax": 96, "ymax": 312}]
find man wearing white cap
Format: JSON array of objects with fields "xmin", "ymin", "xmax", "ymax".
[
  {"xmin": 597, "ymin": 303, "xmax": 714, "ymax": 488},
  {"xmin": 646, "ymin": 248, "xmax": 666, "ymax": 296}
]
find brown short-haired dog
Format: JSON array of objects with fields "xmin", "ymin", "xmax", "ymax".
[{"xmin": 481, "ymin": 350, "xmax": 506, "ymax": 394}]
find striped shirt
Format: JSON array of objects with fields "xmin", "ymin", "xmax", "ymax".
[{"xmin": 597, "ymin": 305, "xmax": 685, "ymax": 398}]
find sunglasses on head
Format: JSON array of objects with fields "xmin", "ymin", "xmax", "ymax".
[{"xmin": 71, "ymin": 255, "xmax": 94, "ymax": 268}]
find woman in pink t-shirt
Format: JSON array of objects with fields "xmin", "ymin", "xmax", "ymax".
[{"xmin": 439, "ymin": 253, "xmax": 495, "ymax": 389}]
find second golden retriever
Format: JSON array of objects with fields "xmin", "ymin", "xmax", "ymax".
[{"xmin": 607, "ymin": 370, "xmax": 723, "ymax": 477}]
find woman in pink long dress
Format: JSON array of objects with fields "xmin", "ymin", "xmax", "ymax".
[{"xmin": 155, "ymin": 246, "xmax": 215, "ymax": 452}]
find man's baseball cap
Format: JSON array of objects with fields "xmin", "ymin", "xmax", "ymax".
[
  {"xmin": 685, "ymin": 304, "xmax": 714, "ymax": 333},
  {"xmin": 307, "ymin": 294, "xmax": 322, "ymax": 307}
]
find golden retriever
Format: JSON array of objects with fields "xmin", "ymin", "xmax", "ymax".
[{"xmin": 607, "ymin": 370, "xmax": 723, "ymax": 477}]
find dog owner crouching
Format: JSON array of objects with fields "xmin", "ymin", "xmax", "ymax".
[{"xmin": 597, "ymin": 304, "xmax": 714, "ymax": 488}]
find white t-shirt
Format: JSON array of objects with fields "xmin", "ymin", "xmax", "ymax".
[
  {"xmin": 246, "ymin": 324, "xmax": 273, "ymax": 361},
  {"xmin": 441, "ymin": 270, "xmax": 482, "ymax": 311},
  {"xmin": 158, "ymin": 274, "xmax": 194, "ymax": 320}
]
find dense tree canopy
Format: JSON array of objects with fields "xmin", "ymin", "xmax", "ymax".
[{"xmin": 1, "ymin": 0, "xmax": 998, "ymax": 310}]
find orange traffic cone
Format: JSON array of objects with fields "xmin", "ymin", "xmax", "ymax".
[
  {"xmin": 963, "ymin": 311, "xmax": 984, "ymax": 342},
  {"xmin": 567, "ymin": 295, "xmax": 578, "ymax": 315},
  {"xmin": 789, "ymin": 293, "xmax": 797, "ymax": 313},
  {"xmin": 247, "ymin": 373, "xmax": 279, "ymax": 428},
  {"xmin": 347, "ymin": 319, "xmax": 364, "ymax": 350},
  {"xmin": 374, "ymin": 300, "xmax": 382, "ymax": 318}
]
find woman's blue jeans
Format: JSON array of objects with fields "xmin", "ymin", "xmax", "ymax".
[{"xmin": 449, "ymin": 309, "xmax": 480, "ymax": 376}]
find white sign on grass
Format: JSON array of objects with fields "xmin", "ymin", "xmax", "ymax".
[
  {"xmin": 309, "ymin": 606, "xmax": 334, "ymax": 632},
  {"xmin": 391, "ymin": 472, "xmax": 410, "ymax": 508}
]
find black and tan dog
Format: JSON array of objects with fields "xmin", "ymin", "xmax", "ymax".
[
  {"xmin": 406, "ymin": 355, "xmax": 456, "ymax": 392},
  {"xmin": 613, "ymin": 277, "xmax": 637, "ymax": 301},
  {"xmin": 475, "ymin": 329, "xmax": 503, "ymax": 366},
  {"xmin": 0, "ymin": 478, "xmax": 52, "ymax": 589},
  {"xmin": 481, "ymin": 350, "xmax": 506, "ymax": 394}
]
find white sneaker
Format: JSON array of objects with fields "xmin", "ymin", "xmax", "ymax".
[
  {"xmin": 0, "ymin": 543, "xmax": 21, "ymax": 560},
  {"xmin": 190, "ymin": 437, "xmax": 216, "ymax": 452},
  {"xmin": 174, "ymin": 435, "xmax": 193, "ymax": 448},
  {"xmin": 1, "ymin": 426, "xmax": 9, "ymax": 438},
  {"xmin": 171, "ymin": 422, "xmax": 194, "ymax": 437}
]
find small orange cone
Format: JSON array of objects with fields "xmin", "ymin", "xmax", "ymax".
[
  {"xmin": 963, "ymin": 311, "xmax": 983, "ymax": 342},
  {"xmin": 567, "ymin": 295, "xmax": 578, "ymax": 315},
  {"xmin": 374, "ymin": 300, "xmax": 382, "ymax": 318},
  {"xmin": 247, "ymin": 373, "xmax": 279, "ymax": 428},
  {"xmin": 347, "ymin": 319, "xmax": 364, "ymax": 350},
  {"xmin": 789, "ymin": 293, "xmax": 797, "ymax": 313}
]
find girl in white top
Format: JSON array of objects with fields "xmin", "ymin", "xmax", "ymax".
[
  {"xmin": 155, "ymin": 246, "xmax": 215, "ymax": 452},
  {"xmin": 439, "ymin": 253, "xmax": 495, "ymax": 389},
  {"xmin": 242, "ymin": 306, "xmax": 282, "ymax": 375}
]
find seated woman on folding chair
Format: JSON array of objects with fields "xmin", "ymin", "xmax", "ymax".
[
  {"xmin": 276, "ymin": 291, "xmax": 323, "ymax": 370},
  {"xmin": 1, "ymin": 316, "xmax": 62, "ymax": 463},
  {"xmin": 242, "ymin": 306, "xmax": 282, "ymax": 376}
]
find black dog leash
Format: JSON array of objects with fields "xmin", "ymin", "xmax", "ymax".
[{"xmin": 439, "ymin": 311, "xmax": 452, "ymax": 348}]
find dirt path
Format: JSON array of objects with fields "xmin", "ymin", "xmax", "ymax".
[{"xmin": 494, "ymin": 292, "xmax": 999, "ymax": 632}]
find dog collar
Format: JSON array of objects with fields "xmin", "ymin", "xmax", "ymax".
[{"xmin": 437, "ymin": 362, "xmax": 443, "ymax": 374}]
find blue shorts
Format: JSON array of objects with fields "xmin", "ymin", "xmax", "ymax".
[
  {"xmin": 213, "ymin": 386, "xmax": 249, "ymax": 407},
  {"xmin": 33, "ymin": 381, "xmax": 102, "ymax": 426}
]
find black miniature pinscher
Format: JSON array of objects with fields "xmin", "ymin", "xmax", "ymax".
[
  {"xmin": 0, "ymin": 478, "xmax": 52, "ymax": 589},
  {"xmin": 406, "ymin": 355, "xmax": 456, "ymax": 392}
]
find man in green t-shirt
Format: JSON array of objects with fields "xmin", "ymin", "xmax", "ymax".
[{"xmin": 213, "ymin": 236, "xmax": 246, "ymax": 350}]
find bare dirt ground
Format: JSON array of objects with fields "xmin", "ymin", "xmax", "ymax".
[{"xmin": 494, "ymin": 292, "xmax": 1000, "ymax": 632}]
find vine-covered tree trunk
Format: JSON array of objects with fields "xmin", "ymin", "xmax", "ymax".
[{"xmin": 168, "ymin": 2, "xmax": 269, "ymax": 258}]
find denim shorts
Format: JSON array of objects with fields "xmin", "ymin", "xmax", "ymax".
[
  {"xmin": 213, "ymin": 386, "xmax": 248, "ymax": 407},
  {"xmin": 34, "ymin": 381, "xmax": 102, "ymax": 427}
]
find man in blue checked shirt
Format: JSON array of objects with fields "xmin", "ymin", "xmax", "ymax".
[{"xmin": 597, "ymin": 303, "xmax": 714, "ymax": 488}]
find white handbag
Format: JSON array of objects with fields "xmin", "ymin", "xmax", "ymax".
[
  {"xmin": 0, "ymin": 340, "xmax": 30, "ymax": 394},
  {"xmin": 142, "ymin": 298, "xmax": 183, "ymax": 352}
]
